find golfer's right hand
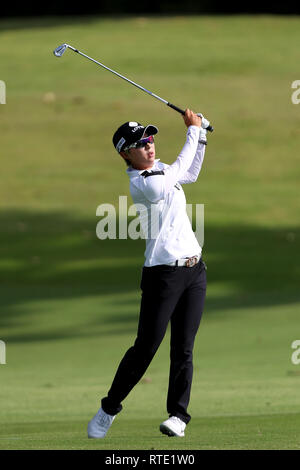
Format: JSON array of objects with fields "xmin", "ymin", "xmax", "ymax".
[{"xmin": 183, "ymin": 109, "xmax": 202, "ymax": 128}]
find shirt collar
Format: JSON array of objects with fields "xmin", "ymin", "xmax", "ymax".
[{"xmin": 126, "ymin": 159, "xmax": 160, "ymax": 176}]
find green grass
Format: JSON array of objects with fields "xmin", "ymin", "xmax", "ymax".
[
  {"xmin": 0, "ymin": 15, "xmax": 300, "ymax": 450},
  {"xmin": 1, "ymin": 288, "xmax": 300, "ymax": 449}
]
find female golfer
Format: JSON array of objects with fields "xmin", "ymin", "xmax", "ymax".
[{"xmin": 88, "ymin": 109, "xmax": 207, "ymax": 438}]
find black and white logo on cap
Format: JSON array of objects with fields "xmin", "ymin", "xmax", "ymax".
[
  {"xmin": 116, "ymin": 137, "xmax": 126, "ymax": 153},
  {"xmin": 129, "ymin": 122, "xmax": 144, "ymax": 133}
]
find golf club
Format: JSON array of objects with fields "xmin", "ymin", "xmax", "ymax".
[{"xmin": 53, "ymin": 43, "xmax": 214, "ymax": 132}]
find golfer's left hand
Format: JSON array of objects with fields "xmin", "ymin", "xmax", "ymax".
[{"xmin": 197, "ymin": 113, "xmax": 211, "ymax": 131}]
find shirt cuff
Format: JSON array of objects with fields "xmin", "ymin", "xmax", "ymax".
[{"xmin": 187, "ymin": 125, "xmax": 201, "ymax": 133}]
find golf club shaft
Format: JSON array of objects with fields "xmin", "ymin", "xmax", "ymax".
[{"xmin": 64, "ymin": 45, "xmax": 213, "ymax": 132}]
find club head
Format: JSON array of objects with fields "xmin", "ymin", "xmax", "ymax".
[{"xmin": 53, "ymin": 44, "xmax": 69, "ymax": 57}]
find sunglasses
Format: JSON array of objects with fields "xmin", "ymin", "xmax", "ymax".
[{"xmin": 124, "ymin": 135, "xmax": 154, "ymax": 151}]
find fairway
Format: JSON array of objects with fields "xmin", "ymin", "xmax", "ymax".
[{"xmin": 0, "ymin": 15, "xmax": 300, "ymax": 450}]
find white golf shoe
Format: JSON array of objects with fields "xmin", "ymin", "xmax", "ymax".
[
  {"xmin": 87, "ymin": 407, "xmax": 115, "ymax": 438},
  {"xmin": 159, "ymin": 416, "xmax": 186, "ymax": 437}
]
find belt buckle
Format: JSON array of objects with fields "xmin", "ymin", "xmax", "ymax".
[{"xmin": 185, "ymin": 256, "xmax": 197, "ymax": 267}]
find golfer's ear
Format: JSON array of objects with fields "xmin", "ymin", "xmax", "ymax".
[
  {"xmin": 120, "ymin": 151, "xmax": 130, "ymax": 161},
  {"xmin": 119, "ymin": 151, "xmax": 131, "ymax": 167}
]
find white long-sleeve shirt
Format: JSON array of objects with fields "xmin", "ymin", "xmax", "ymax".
[{"xmin": 126, "ymin": 125, "xmax": 206, "ymax": 266}]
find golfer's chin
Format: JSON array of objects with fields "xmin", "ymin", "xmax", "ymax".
[
  {"xmin": 136, "ymin": 153, "xmax": 156, "ymax": 171},
  {"xmin": 147, "ymin": 153, "xmax": 155, "ymax": 163}
]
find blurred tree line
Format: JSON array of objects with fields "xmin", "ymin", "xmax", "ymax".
[{"xmin": 1, "ymin": 0, "xmax": 299, "ymax": 16}]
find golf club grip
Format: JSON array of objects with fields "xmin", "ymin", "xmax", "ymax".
[
  {"xmin": 167, "ymin": 102, "xmax": 213, "ymax": 132},
  {"xmin": 167, "ymin": 102, "xmax": 185, "ymax": 115}
]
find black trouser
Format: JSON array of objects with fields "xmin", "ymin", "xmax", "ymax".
[{"xmin": 101, "ymin": 258, "xmax": 207, "ymax": 424}]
